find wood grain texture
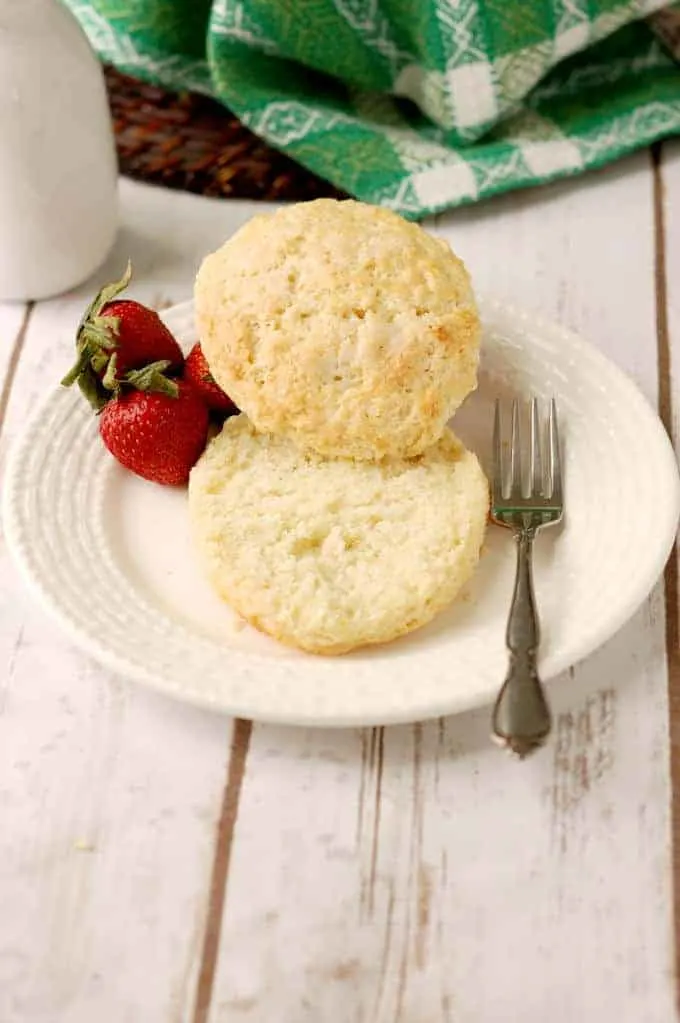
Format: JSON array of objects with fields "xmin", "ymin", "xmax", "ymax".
[
  {"xmin": 657, "ymin": 139, "xmax": 680, "ymax": 1013},
  {"xmin": 193, "ymin": 720, "xmax": 252, "ymax": 1023},
  {"xmin": 0, "ymin": 182, "xmax": 276, "ymax": 1023},
  {"xmin": 205, "ymin": 153, "xmax": 676, "ymax": 1023},
  {"xmin": 0, "ymin": 167, "xmax": 676, "ymax": 1022}
]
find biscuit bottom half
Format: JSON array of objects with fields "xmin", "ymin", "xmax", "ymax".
[{"xmin": 188, "ymin": 415, "xmax": 489, "ymax": 656}]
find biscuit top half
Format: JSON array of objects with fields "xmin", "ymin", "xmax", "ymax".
[{"xmin": 195, "ymin": 199, "xmax": 480, "ymax": 460}]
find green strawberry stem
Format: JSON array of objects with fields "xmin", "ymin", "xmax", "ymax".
[
  {"xmin": 60, "ymin": 261, "xmax": 132, "ymax": 407},
  {"xmin": 79, "ymin": 260, "xmax": 132, "ymax": 328},
  {"xmin": 60, "ymin": 335, "xmax": 111, "ymax": 410},
  {"xmin": 123, "ymin": 360, "xmax": 179, "ymax": 398},
  {"xmin": 101, "ymin": 352, "xmax": 119, "ymax": 392}
]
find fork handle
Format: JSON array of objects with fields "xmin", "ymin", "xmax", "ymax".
[{"xmin": 492, "ymin": 527, "xmax": 551, "ymax": 758}]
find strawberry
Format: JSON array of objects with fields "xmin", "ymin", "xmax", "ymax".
[
  {"xmin": 61, "ymin": 262, "xmax": 183, "ymax": 410},
  {"xmin": 98, "ymin": 362, "xmax": 209, "ymax": 486},
  {"xmin": 183, "ymin": 342, "xmax": 238, "ymax": 414}
]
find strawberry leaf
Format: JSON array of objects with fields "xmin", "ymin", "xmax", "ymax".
[
  {"xmin": 123, "ymin": 360, "xmax": 179, "ymax": 398},
  {"xmin": 77, "ymin": 362, "xmax": 111, "ymax": 411},
  {"xmin": 61, "ymin": 262, "xmax": 133, "ymax": 406},
  {"xmin": 87, "ymin": 262, "xmax": 132, "ymax": 321}
]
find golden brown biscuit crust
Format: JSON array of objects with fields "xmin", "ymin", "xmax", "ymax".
[{"xmin": 195, "ymin": 199, "xmax": 480, "ymax": 460}]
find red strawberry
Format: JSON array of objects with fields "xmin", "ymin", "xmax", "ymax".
[
  {"xmin": 99, "ymin": 363, "xmax": 209, "ymax": 486},
  {"xmin": 99, "ymin": 300, "xmax": 183, "ymax": 377},
  {"xmin": 183, "ymin": 342, "xmax": 238, "ymax": 414},
  {"xmin": 61, "ymin": 262, "xmax": 183, "ymax": 410}
]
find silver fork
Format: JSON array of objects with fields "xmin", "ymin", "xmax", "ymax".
[{"xmin": 490, "ymin": 398, "xmax": 563, "ymax": 759}]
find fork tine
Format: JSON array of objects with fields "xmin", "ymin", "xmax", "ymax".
[
  {"xmin": 548, "ymin": 398, "xmax": 562, "ymax": 503},
  {"xmin": 530, "ymin": 397, "xmax": 542, "ymax": 496},
  {"xmin": 510, "ymin": 399, "xmax": 522, "ymax": 497},
  {"xmin": 492, "ymin": 399, "xmax": 503, "ymax": 501}
]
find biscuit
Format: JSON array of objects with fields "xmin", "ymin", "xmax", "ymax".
[
  {"xmin": 194, "ymin": 199, "xmax": 480, "ymax": 461},
  {"xmin": 188, "ymin": 415, "xmax": 488, "ymax": 655}
]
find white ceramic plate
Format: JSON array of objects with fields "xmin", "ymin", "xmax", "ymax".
[{"xmin": 4, "ymin": 300, "xmax": 679, "ymax": 726}]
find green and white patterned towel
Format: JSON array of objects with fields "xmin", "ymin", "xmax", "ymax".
[{"xmin": 67, "ymin": 0, "xmax": 680, "ymax": 218}]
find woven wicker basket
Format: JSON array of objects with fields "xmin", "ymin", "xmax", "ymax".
[{"xmin": 105, "ymin": 66, "xmax": 345, "ymax": 202}]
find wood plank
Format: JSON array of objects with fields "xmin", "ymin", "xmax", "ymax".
[
  {"xmin": 655, "ymin": 137, "xmax": 680, "ymax": 1013},
  {"xmin": 207, "ymin": 153, "xmax": 675, "ymax": 1022},
  {"xmin": 0, "ymin": 181, "xmax": 269, "ymax": 1023},
  {"xmin": 193, "ymin": 720, "xmax": 252, "ymax": 1023}
]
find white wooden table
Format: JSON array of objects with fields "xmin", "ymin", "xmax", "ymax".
[{"xmin": 1, "ymin": 144, "xmax": 679, "ymax": 1023}]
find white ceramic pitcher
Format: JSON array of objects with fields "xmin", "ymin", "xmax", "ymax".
[{"xmin": 0, "ymin": 0, "xmax": 118, "ymax": 301}]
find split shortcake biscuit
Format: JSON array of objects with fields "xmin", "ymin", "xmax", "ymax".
[{"xmin": 188, "ymin": 415, "xmax": 488, "ymax": 655}]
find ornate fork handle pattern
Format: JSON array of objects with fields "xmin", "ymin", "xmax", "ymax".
[{"xmin": 492, "ymin": 525, "xmax": 551, "ymax": 758}]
